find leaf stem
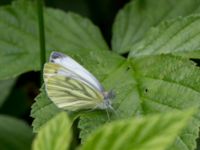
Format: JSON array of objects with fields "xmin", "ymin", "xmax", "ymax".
[{"xmin": 37, "ymin": 0, "xmax": 46, "ymax": 85}]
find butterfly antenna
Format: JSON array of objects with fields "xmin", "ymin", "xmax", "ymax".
[{"xmin": 109, "ymin": 105, "xmax": 119, "ymax": 118}]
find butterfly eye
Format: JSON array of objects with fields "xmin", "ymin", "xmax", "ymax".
[
  {"xmin": 50, "ymin": 52, "xmax": 66, "ymax": 63},
  {"xmin": 103, "ymin": 91, "xmax": 115, "ymax": 100},
  {"xmin": 52, "ymin": 52, "xmax": 62, "ymax": 58},
  {"xmin": 108, "ymin": 90, "xmax": 115, "ymax": 99}
]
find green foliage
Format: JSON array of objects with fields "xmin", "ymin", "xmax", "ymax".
[
  {"xmin": 0, "ymin": 0, "xmax": 38, "ymax": 79},
  {"xmin": 112, "ymin": 0, "xmax": 200, "ymax": 54},
  {"xmin": 130, "ymin": 55, "xmax": 200, "ymax": 150},
  {"xmin": 32, "ymin": 109, "xmax": 195, "ymax": 150},
  {"xmin": 78, "ymin": 56, "xmax": 141, "ymax": 143},
  {"xmin": 0, "ymin": 0, "xmax": 108, "ymax": 79},
  {"xmin": 81, "ymin": 110, "xmax": 195, "ymax": 150},
  {"xmin": 32, "ymin": 54, "xmax": 200, "ymax": 149},
  {"xmin": 129, "ymin": 15, "xmax": 200, "ymax": 58},
  {"xmin": 32, "ymin": 112, "xmax": 72, "ymax": 150},
  {"xmin": 45, "ymin": 9, "xmax": 109, "ymax": 52},
  {"xmin": 78, "ymin": 55, "xmax": 200, "ymax": 150},
  {"xmin": 0, "ymin": 115, "xmax": 33, "ymax": 150},
  {"xmin": 0, "ymin": 0, "xmax": 200, "ymax": 149},
  {"xmin": 31, "ymin": 86, "xmax": 61, "ymax": 132}
]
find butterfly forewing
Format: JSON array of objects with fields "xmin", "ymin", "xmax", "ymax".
[{"xmin": 49, "ymin": 52, "xmax": 104, "ymax": 92}]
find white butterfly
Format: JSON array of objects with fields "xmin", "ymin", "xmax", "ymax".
[{"xmin": 43, "ymin": 51, "xmax": 114, "ymax": 112}]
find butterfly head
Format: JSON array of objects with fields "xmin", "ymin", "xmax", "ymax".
[
  {"xmin": 50, "ymin": 51, "xmax": 65, "ymax": 62},
  {"xmin": 97, "ymin": 90, "xmax": 115, "ymax": 110},
  {"xmin": 104, "ymin": 90, "xmax": 115, "ymax": 100}
]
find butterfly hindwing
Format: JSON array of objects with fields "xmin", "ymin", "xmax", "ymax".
[{"xmin": 44, "ymin": 63, "xmax": 104, "ymax": 111}]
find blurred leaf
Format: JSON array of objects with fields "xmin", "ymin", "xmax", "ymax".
[
  {"xmin": 81, "ymin": 110, "xmax": 195, "ymax": 150},
  {"xmin": 0, "ymin": 115, "xmax": 33, "ymax": 150},
  {"xmin": 0, "ymin": 0, "xmax": 108, "ymax": 80},
  {"xmin": 31, "ymin": 86, "xmax": 61, "ymax": 132},
  {"xmin": 32, "ymin": 112, "xmax": 71, "ymax": 150},
  {"xmin": 0, "ymin": 78, "xmax": 15, "ymax": 107},
  {"xmin": 129, "ymin": 15, "xmax": 200, "ymax": 58},
  {"xmin": 112, "ymin": 0, "xmax": 200, "ymax": 54}
]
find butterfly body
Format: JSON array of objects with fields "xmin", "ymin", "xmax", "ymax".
[{"xmin": 44, "ymin": 52, "xmax": 113, "ymax": 111}]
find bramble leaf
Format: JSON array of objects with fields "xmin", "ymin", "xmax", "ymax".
[
  {"xmin": 112, "ymin": 0, "xmax": 200, "ymax": 54},
  {"xmin": 129, "ymin": 15, "xmax": 200, "ymax": 58},
  {"xmin": 79, "ymin": 55, "xmax": 200, "ymax": 150},
  {"xmin": 130, "ymin": 55, "xmax": 200, "ymax": 150},
  {"xmin": 31, "ymin": 86, "xmax": 61, "ymax": 132},
  {"xmin": 32, "ymin": 52, "xmax": 200, "ymax": 150},
  {"xmin": 0, "ymin": 0, "xmax": 108, "ymax": 80}
]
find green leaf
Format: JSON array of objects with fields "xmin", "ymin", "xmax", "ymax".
[
  {"xmin": 130, "ymin": 55, "xmax": 200, "ymax": 150},
  {"xmin": 0, "ymin": 78, "xmax": 15, "ymax": 107},
  {"xmin": 32, "ymin": 112, "xmax": 72, "ymax": 150},
  {"xmin": 0, "ymin": 0, "xmax": 108, "ymax": 80},
  {"xmin": 129, "ymin": 15, "xmax": 200, "ymax": 58},
  {"xmin": 45, "ymin": 9, "xmax": 109, "ymax": 52},
  {"xmin": 65, "ymin": 50, "xmax": 143, "ymax": 143},
  {"xmin": 78, "ymin": 55, "xmax": 142, "ymax": 142},
  {"xmin": 112, "ymin": 0, "xmax": 200, "ymax": 54},
  {"xmin": 79, "ymin": 55, "xmax": 200, "ymax": 150},
  {"xmin": 81, "ymin": 110, "xmax": 195, "ymax": 150},
  {"xmin": 31, "ymin": 86, "xmax": 61, "ymax": 132},
  {"xmin": 0, "ymin": 115, "xmax": 33, "ymax": 150}
]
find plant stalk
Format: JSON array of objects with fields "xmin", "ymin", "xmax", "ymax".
[{"xmin": 37, "ymin": 0, "xmax": 46, "ymax": 85}]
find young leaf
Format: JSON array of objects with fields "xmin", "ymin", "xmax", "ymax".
[
  {"xmin": 0, "ymin": 115, "xmax": 33, "ymax": 150},
  {"xmin": 81, "ymin": 110, "xmax": 195, "ymax": 150},
  {"xmin": 0, "ymin": 0, "xmax": 108, "ymax": 80},
  {"xmin": 32, "ymin": 112, "xmax": 72, "ymax": 150},
  {"xmin": 0, "ymin": 78, "xmax": 15, "ymax": 107},
  {"xmin": 129, "ymin": 15, "xmax": 200, "ymax": 58},
  {"xmin": 112, "ymin": 0, "xmax": 200, "ymax": 54}
]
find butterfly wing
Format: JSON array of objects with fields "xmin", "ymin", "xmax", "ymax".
[
  {"xmin": 43, "ymin": 56, "xmax": 105, "ymax": 111},
  {"xmin": 49, "ymin": 51, "xmax": 104, "ymax": 92},
  {"xmin": 45, "ymin": 74, "xmax": 104, "ymax": 111}
]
